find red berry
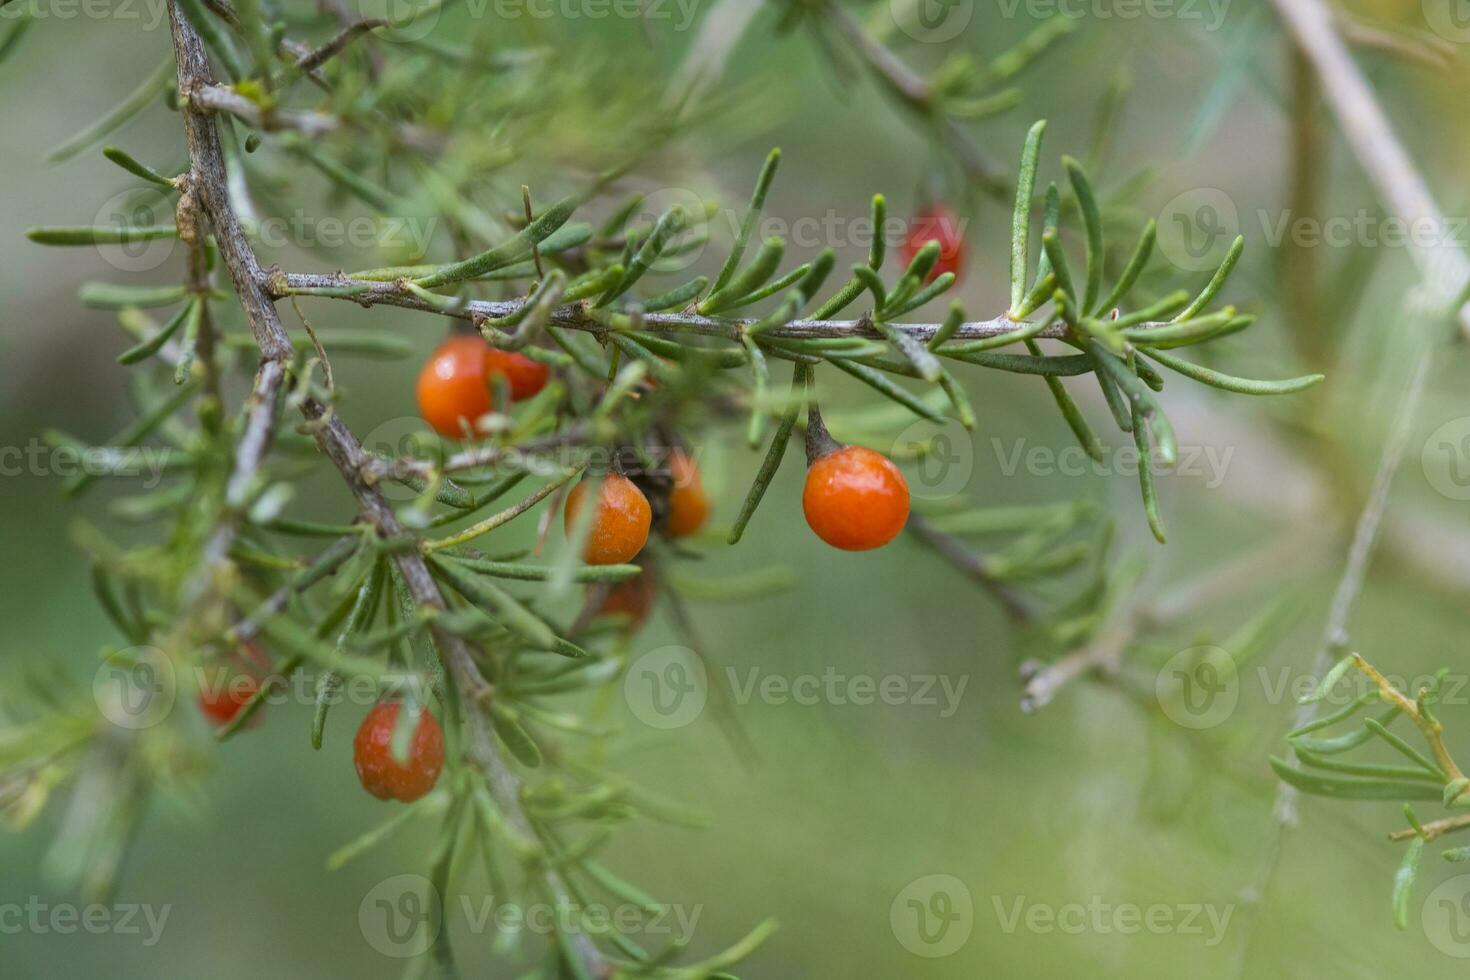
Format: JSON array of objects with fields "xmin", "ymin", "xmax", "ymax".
[
  {"xmin": 196, "ymin": 672, "xmax": 262, "ymax": 727},
  {"xmin": 564, "ymin": 474, "xmax": 652, "ymax": 565},
  {"xmin": 196, "ymin": 640, "xmax": 270, "ymax": 728},
  {"xmin": 485, "ymin": 348, "xmax": 550, "ymax": 402},
  {"xmin": 802, "ymin": 445, "xmax": 910, "ymax": 551},
  {"xmin": 417, "ymin": 335, "xmax": 495, "ymax": 438},
  {"xmin": 353, "ymin": 701, "xmax": 446, "ymax": 803},
  {"xmin": 903, "ymin": 206, "xmax": 968, "ymax": 284},
  {"xmin": 664, "ymin": 450, "xmax": 710, "ymax": 539}
]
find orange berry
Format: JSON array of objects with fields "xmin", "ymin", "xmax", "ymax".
[
  {"xmin": 595, "ymin": 566, "xmax": 657, "ymax": 631},
  {"xmin": 353, "ymin": 701, "xmax": 445, "ymax": 803},
  {"xmin": 802, "ymin": 445, "xmax": 910, "ymax": 551},
  {"xmin": 664, "ymin": 450, "xmax": 710, "ymax": 539},
  {"xmin": 417, "ymin": 335, "xmax": 495, "ymax": 438},
  {"xmin": 485, "ymin": 348, "xmax": 550, "ymax": 401},
  {"xmin": 564, "ymin": 474, "xmax": 652, "ymax": 565}
]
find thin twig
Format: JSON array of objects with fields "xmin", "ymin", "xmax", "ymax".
[
  {"xmin": 821, "ymin": 0, "xmax": 1007, "ymax": 197},
  {"xmin": 295, "ymin": 18, "xmax": 386, "ymax": 73},
  {"xmin": 904, "ymin": 514, "xmax": 1031, "ymax": 622},
  {"xmin": 1020, "ymin": 624, "xmax": 1130, "ymax": 714}
]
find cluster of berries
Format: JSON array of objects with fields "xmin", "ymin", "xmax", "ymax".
[{"xmin": 199, "ymin": 207, "xmax": 959, "ymax": 801}]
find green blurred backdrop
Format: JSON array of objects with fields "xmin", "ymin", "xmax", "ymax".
[{"xmin": 5, "ymin": 2, "xmax": 1470, "ymax": 977}]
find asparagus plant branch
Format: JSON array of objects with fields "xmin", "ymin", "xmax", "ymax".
[
  {"xmin": 1350, "ymin": 654, "xmax": 1468, "ymax": 785},
  {"xmin": 273, "ymin": 270, "xmax": 1165, "ymax": 344},
  {"xmin": 166, "ymin": 4, "xmax": 608, "ymax": 972}
]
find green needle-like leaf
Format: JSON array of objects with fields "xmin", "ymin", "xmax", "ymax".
[
  {"xmin": 1010, "ymin": 119, "xmax": 1047, "ymax": 313},
  {"xmin": 1063, "ymin": 155, "xmax": 1104, "ymax": 313},
  {"xmin": 1175, "ymin": 234, "xmax": 1244, "ymax": 321},
  {"xmin": 730, "ymin": 364, "xmax": 808, "ymax": 544},
  {"xmin": 1270, "ymin": 757, "xmax": 1446, "ymax": 801},
  {"xmin": 1095, "ymin": 219, "xmax": 1155, "ymax": 314},
  {"xmin": 712, "ymin": 147, "xmax": 780, "ymax": 294},
  {"xmin": 47, "ymin": 59, "xmax": 173, "ymax": 163},
  {"xmin": 1393, "ymin": 838, "xmax": 1425, "ymax": 930},
  {"xmin": 1144, "ymin": 349, "xmax": 1325, "ymax": 395},
  {"xmin": 414, "ymin": 195, "xmax": 579, "ymax": 288}
]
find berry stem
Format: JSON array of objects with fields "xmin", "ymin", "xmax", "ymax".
[{"xmin": 802, "ymin": 397, "xmax": 841, "ymax": 466}]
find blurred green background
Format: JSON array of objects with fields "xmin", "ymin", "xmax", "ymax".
[{"xmin": 6, "ymin": 1, "xmax": 1470, "ymax": 977}]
